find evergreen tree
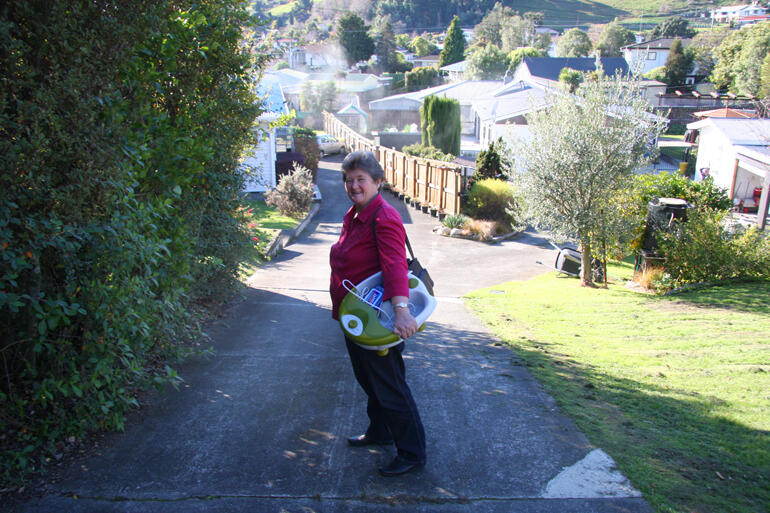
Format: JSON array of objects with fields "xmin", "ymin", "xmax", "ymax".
[
  {"xmin": 420, "ymin": 95, "xmax": 461, "ymax": 156},
  {"xmin": 336, "ymin": 11, "xmax": 374, "ymax": 66},
  {"xmin": 664, "ymin": 38, "xmax": 692, "ymax": 90},
  {"xmin": 760, "ymin": 52, "xmax": 770, "ymax": 100},
  {"xmin": 439, "ymin": 15, "xmax": 466, "ymax": 68}
]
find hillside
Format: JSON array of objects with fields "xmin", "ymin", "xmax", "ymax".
[{"xmin": 255, "ymin": 0, "xmax": 730, "ymax": 31}]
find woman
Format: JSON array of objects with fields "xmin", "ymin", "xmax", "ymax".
[{"xmin": 329, "ymin": 151, "xmax": 426, "ymax": 477}]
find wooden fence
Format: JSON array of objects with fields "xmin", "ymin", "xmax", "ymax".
[{"xmin": 323, "ymin": 111, "xmax": 465, "ymax": 216}]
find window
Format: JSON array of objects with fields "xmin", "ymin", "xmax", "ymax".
[{"xmin": 646, "ymin": 51, "xmax": 657, "ymax": 60}]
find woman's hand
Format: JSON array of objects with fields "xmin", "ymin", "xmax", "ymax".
[{"xmin": 391, "ymin": 296, "xmax": 419, "ymax": 339}]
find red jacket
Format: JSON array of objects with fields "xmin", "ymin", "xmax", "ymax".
[{"xmin": 329, "ymin": 194, "xmax": 409, "ymax": 320}]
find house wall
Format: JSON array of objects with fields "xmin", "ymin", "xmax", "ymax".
[
  {"xmin": 624, "ymin": 48, "xmax": 668, "ymax": 75},
  {"xmin": 370, "ymin": 110, "xmax": 421, "ymax": 131},
  {"xmin": 693, "ymin": 125, "xmax": 737, "ymax": 190},
  {"xmin": 242, "ymin": 130, "xmax": 277, "ymax": 193}
]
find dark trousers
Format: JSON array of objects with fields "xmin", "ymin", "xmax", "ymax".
[{"xmin": 344, "ymin": 336, "xmax": 426, "ymax": 464}]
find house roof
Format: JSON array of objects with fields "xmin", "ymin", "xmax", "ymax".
[
  {"xmin": 337, "ymin": 103, "xmax": 367, "ymax": 118},
  {"xmin": 440, "ymin": 60, "xmax": 468, "ymax": 72},
  {"xmin": 520, "ymin": 57, "xmax": 629, "ymax": 82},
  {"xmin": 369, "ymin": 80, "xmax": 505, "ymax": 111},
  {"xmin": 471, "ymin": 81, "xmax": 549, "ymax": 123},
  {"xmin": 687, "ymin": 118, "xmax": 770, "ymax": 146},
  {"xmin": 256, "ymin": 73, "xmax": 289, "ymax": 121},
  {"xmin": 693, "ymin": 107, "xmax": 758, "ymax": 119},
  {"xmin": 622, "ymin": 38, "xmax": 693, "ymax": 51}
]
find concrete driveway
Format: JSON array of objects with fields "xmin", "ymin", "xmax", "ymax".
[{"xmin": 10, "ymin": 156, "xmax": 652, "ymax": 513}]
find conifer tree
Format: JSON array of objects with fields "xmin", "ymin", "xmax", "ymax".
[
  {"xmin": 439, "ymin": 16, "xmax": 465, "ymax": 68},
  {"xmin": 664, "ymin": 38, "xmax": 692, "ymax": 91},
  {"xmin": 420, "ymin": 95, "xmax": 461, "ymax": 156}
]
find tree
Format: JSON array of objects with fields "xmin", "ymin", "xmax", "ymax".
[
  {"xmin": 596, "ymin": 21, "xmax": 635, "ymax": 57},
  {"xmin": 420, "ymin": 95, "xmax": 461, "ymax": 156},
  {"xmin": 663, "ymin": 38, "xmax": 692, "ymax": 90},
  {"xmin": 405, "ymin": 66, "xmax": 439, "ymax": 91},
  {"xmin": 648, "ymin": 16, "xmax": 695, "ymax": 39},
  {"xmin": 336, "ymin": 11, "xmax": 374, "ymax": 66},
  {"xmin": 501, "ymin": 15, "xmax": 534, "ymax": 51},
  {"xmin": 439, "ymin": 15, "xmax": 466, "ymax": 68},
  {"xmin": 760, "ymin": 52, "xmax": 770, "ymax": 100},
  {"xmin": 558, "ymin": 68, "xmax": 583, "ymax": 92},
  {"xmin": 686, "ymin": 26, "xmax": 730, "ymax": 80},
  {"xmin": 507, "ymin": 46, "xmax": 546, "ymax": 73},
  {"xmin": 556, "ymin": 28, "xmax": 592, "ymax": 57},
  {"xmin": 508, "ymin": 73, "xmax": 667, "ymax": 286},
  {"xmin": 410, "ymin": 35, "xmax": 439, "ymax": 57},
  {"xmin": 473, "ymin": 2, "xmax": 516, "ymax": 47},
  {"xmin": 711, "ymin": 21, "xmax": 770, "ymax": 95},
  {"xmin": 372, "ymin": 16, "xmax": 400, "ymax": 72},
  {"xmin": 466, "ymin": 44, "xmax": 509, "ymax": 80}
]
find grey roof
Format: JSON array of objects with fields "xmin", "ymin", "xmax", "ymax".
[
  {"xmin": 622, "ymin": 38, "xmax": 693, "ymax": 50},
  {"xmin": 521, "ymin": 57, "xmax": 629, "ymax": 81}
]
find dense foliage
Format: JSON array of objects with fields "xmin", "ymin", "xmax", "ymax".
[
  {"xmin": 466, "ymin": 44, "xmax": 509, "ymax": 80},
  {"xmin": 596, "ymin": 21, "xmax": 635, "ymax": 58},
  {"xmin": 648, "ymin": 15, "xmax": 695, "ymax": 39},
  {"xmin": 617, "ymin": 171, "xmax": 732, "ymax": 253},
  {"xmin": 420, "ymin": 95, "xmax": 461, "ymax": 157},
  {"xmin": 657, "ymin": 208, "xmax": 770, "ymax": 287},
  {"xmin": 464, "ymin": 178, "xmax": 521, "ymax": 229},
  {"xmin": 556, "ymin": 28, "xmax": 592, "ymax": 58},
  {"xmin": 292, "ymin": 127, "xmax": 320, "ymax": 178},
  {"xmin": 405, "ymin": 66, "xmax": 439, "ymax": 92},
  {"xmin": 0, "ymin": 0, "xmax": 266, "ymax": 484},
  {"xmin": 711, "ymin": 21, "xmax": 770, "ymax": 95},
  {"xmin": 402, "ymin": 144, "xmax": 456, "ymax": 161}
]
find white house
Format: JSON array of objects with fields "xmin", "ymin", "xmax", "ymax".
[
  {"xmin": 621, "ymin": 38, "xmax": 700, "ymax": 81},
  {"xmin": 241, "ymin": 73, "xmax": 289, "ymax": 193},
  {"xmin": 686, "ymin": 117, "xmax": 770, "ymax": 226},
  {"xmin": 711, "ymin": 3, "xmax": 767, "ymax": 23}
]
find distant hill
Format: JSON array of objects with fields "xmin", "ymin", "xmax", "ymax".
[{"xmin": 257, "ymin": 0, "xmax": 728, "ymax": 31}]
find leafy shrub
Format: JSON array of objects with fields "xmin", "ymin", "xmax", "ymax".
[
  {"xmin": 0, "ymin": 0, "xmax": 263, "ymax": 486},
  {"xmin": 405, "ymin": 66, "xmax": 438, "ymax": 92},
  {"xmin": 464, "ymin": 178, "xmax": 521, "ymax": 229},
  {"xmin": 265, "ymin": 164, "xmax": 315, "ymax": 217},
  {"xmin": 292, "ymin": 126, "xmax": 319, "ymax": 180},
  {"xmin": 402, "ymin": 143, "xmax": 455, "ymax": 161},
  {"xmin": 442, "ymin": 214, "xmax": 470, "ymax": 229},
  {"xmin": 620, "ymin": 172, "xmax": 732, "ymax": 252},
  {"xmin": 657, "ymin": 208, "xmax": 770, "ymax": 287}
]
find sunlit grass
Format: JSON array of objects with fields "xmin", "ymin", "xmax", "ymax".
[
  {"xmin": 465, "ymin": 272, "xmax": 770, "ymax": 513},
  {"xmin": 239, "ymin": 197, "xmax": 303, "ymax": 278}
]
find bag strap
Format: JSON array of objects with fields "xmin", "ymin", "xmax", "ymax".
[{"xmin": 370, "ymin": 204, "xmax": 416, "ymax": 261}]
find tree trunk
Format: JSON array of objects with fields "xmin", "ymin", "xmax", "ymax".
[{"xmin": 580, "ymin": 238, "xmax": 594, "ymax": 287}]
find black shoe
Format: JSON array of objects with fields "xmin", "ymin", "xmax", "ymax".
[
  {"xmin": 347, "ymin": 434, "xmax": 394, "ymax": 447},
  {"xmin": 378, "ymin": 456, "xmax": 425, "ymax": 477}
]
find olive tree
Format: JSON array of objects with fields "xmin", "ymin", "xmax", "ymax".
[{"xmin": 508, "ymin": 72, "xmax": 667, "ymax": 286}]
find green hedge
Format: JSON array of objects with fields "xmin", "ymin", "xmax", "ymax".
[{"xmin": 0, "ymin": 0, "xmax": 265, "ymax": 485}]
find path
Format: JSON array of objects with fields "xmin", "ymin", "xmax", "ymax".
[{"xmin": 9, "ymin": 157, "xmax": 652, "ymax": 513}]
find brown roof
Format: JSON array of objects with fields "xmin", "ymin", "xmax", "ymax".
[{"xmin": 692, "ymin": 107, "xmax": 757, "ymax": 119}]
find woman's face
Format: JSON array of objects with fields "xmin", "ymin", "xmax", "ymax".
[{"xmin": 344, "ymin": 168, "xmax": 381, "ymax": 211}]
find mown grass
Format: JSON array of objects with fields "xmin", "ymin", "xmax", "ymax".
[
  {"xmin": 239, "ymin": 197, "xmax": 303, "ymax": 278},
  {"xmin": 465, "ymin": 268, "xmax": 770, "ymax": 513}
]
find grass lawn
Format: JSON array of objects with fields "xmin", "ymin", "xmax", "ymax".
[
  {"xmin": 465, "ymin": 264, "xmax": 770, "ymax": 513},
  {"xmin": 239, "ymin": 197, "xmax": 304, "ymax": 278}
]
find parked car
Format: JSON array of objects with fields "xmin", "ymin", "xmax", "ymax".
[{"xmin": 316, "ymin": 134, "xmax": 345, "ymax": 157}]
